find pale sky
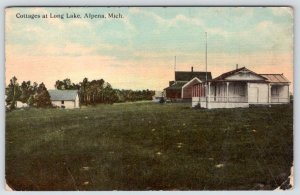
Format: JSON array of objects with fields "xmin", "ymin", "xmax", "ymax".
[{"xmin": 5, "ymin": 7, "xmax": 293, "ymax": 91}]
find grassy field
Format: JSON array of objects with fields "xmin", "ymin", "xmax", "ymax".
[{"xmin": 6, "ymin": 102, "xmax": 293, "ymax": 190}]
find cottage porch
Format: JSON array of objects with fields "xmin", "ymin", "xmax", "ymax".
[{"xmin": 192, "ymin": 82, "xmax": 289, "ymax": 109}]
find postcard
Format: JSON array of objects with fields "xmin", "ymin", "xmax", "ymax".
[{"xmin": 5, "ymin": 7, "xmax": 293, "ymax": 191}]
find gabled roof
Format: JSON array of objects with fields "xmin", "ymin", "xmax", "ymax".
[
  {"xmin": 48, "ymin": 90, "xmax": 78, "ymax": 101},
  {"xmin": 182, "ymin": 77, "xmax": 202, "ymax": 89},
  {"xmin": 164, "ymin": 81, "xmax": 187, "ymax": 90},
  {"xmin": 212, "ymin": 67, "xmax": 267, "ymax": 82},
  {"xmin": 175, "ymin": 71, "xmax": 212, "ymax": 81},
  {"xmin": 260, "ymin": 74, "xmax": 290, "ymax": 83}
]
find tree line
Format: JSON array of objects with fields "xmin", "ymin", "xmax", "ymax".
[
  {"xmin": 55, "ymin": 78, "xmax": 154, "ymax": 105},
  {"xmin": 5, "ymin": 76, "xmax": 154, "ymax": 109},
  {"xmin": 5, "ymin": 76, "xmax": 52, "ymax": 109}
]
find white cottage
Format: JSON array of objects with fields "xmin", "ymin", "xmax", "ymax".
[
  {"xmin": 48, "ymin": 90, "xmax": 80, "ymax": 109},
  {"xmin": 192, "ymin": 67, "xmax": 290, "ymax": 109}
]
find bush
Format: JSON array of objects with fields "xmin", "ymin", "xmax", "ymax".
[{"xmin": 159, "ymin": 97, "xmax": 165, "ymax": 104}]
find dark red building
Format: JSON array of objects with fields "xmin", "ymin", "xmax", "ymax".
[{"xmin": 164, "ymin": 67, "xmax": 212, "ymax": 101}]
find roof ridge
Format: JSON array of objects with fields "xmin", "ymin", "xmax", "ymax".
[
  {"xmin": 212, "ymin": 66, "xmax": 247, "ymax": 81},
  {"xmin": 260, "ymin": 73, "xmax": 284, "ymax": 75},
  {"xmin": 48, "ymin": 90, "xmax": 78, "ymax": 101},
  {"xmin": 175, "ymin": 71, "xmax": 211, "ymax": 72}
]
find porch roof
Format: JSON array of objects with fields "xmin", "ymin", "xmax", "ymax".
[
  {"xmin": 164, "ymin": 81, "xmax": 187, "ymax": 90},
  {"xmin": 260, "ymin": 74, "xmax": 290, "ymax": 83},
  {"xmin": 210, "ymin": 80, "xmax": 268, "ymax": 83}
]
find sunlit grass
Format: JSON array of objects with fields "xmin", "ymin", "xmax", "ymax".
[{"xmin": 6, "ymin": 103, "xmax": 293, "ymax": 190}]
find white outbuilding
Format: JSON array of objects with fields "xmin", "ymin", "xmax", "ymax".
[
  {"xmin": 152, "ymin": 91, "xmax": 164, "ymax": 102},
  {"xmin": 48, "ymin": 90, "xmax": 80, "ymax": 109},
  {"xmin": 15, "ymin": 101, "xmax": 28, "ymax": 108}
]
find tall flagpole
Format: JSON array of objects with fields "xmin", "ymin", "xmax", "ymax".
[
  {"xmin": 205, "ymin": 32, "xmax": 208, "ymax": 82},
  {"xmin": 174, "ymin": 56, "xmax": 176, "ymax": 80}
]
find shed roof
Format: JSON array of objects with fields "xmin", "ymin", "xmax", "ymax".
[
  {"xmin": 48, "ymin": 90, "xmax": 78, "ymax": 101},
  {"xmin": 260, "ymin": 74, "xmax": 290, "ymax": 83},
  {"xmin": 164, "ymin": 81, "xmax": 187, "ymax": 90},
  {"xmin": 175, "ymin": 71, "xmax": 212, "ymax": 81}
]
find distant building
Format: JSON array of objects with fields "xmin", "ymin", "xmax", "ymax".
[
  {"xmin": 164, "ymin": 66, "xmax": 212, "ymax": 101},
  {"xmin": 152, "ymin": 91, "xmax": 164, "ymax": 103},
  {"xmin": 192, "ymin": 67, "xmax": 290, "ymax": 109},
  {"xmin": 15, "ymin": 101, "xmax": 28, "ymax": 108},
  {"xmin": 48, "ymin": 90, "xmax": 80, "ymax": 109}
]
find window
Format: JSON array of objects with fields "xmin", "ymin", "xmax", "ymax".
[
  {"xmin": 271, "ymin": 86, "xmax": 280, "ymax": 96},
  {"xmin": 233, "ymin": 84, "xmax": 245, "ymax": 96},
  {"xmin": 233, "ymin": 84, "xmax": 238, "ymax": 94},
  {"xmin": 61, "ymin": 100, "xmax": 64, "ymax": 104}
]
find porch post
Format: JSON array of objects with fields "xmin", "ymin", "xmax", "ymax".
[
  {"xmin": 288, "ymin": 85, "xmax": 290, "ymax": 103},
  {"xmin": 208, "ymin": 82, "xmax": 211, "ymax": 104},
  {"xmin": 268, "ymin": 84, "xmax": 271, "ymax": 103},
  {"xmin": 226, "ymin": 82, "xmax": 229, "ymax": 103},
  {"xmin": 247, "ymin": 83, "xmax": 250, "ymax": 103}
]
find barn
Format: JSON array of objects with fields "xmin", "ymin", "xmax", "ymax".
[
  {"xmin": 192, "ymin": 67, "xmax": 290, "ymax": 109},
  {"xmin": 164, "ymin": 67, "xmax": 212, "ymax": 101},
  {"xmin": 48, "ymin": 90, "xmax": 80, "ymax": 109}
]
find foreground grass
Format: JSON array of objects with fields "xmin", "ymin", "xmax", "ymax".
[{"xmin": 6, "ymin": 103, "xmax": 293, "ymax": 190}]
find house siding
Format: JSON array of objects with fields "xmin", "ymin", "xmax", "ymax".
[
  {"xmin": 182, "ymin": 79, "xmax": 201, "ymax": 99},
  {"xmin": 226, "ymin": 72, "xmax": 264, "ymax": 80},
  {"xmin": 52, "ymin": 100, "xmax": 77, "ymax": 109},
  {"xmin": 166, "ymin": 90, "xmax": 181, "ymax": 99},
  {"xmin": 75, "ymin": 95, "xmax": 80, "ymax": 108},
  {"xmin": 49, "ymin": 90, "xmax": 80, "ymax": 109},
  {"xmin": 248, "ymin": 83, "xmax": 269, "ymax": 103}
]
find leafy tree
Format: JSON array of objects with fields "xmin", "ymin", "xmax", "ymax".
[
  {"xmin": 113, "ymin": 89, "xmax": 154, "ymax": 102},
  {"xmin": 27, "ymin": 95, "xmax": 35, "ymax": 106},
  {"xmin": 53, "ymin": 77, "xmax": 155, "ymax": 105},
  {"xmin": 79, "ymin": 78, "xmax": 89, "ymax": 105},
  {"xmin": 102, "ymin": 83, "xmax": 117, "ymax": 104},
  {"xmin": 19, "ymin": 81, "xmax": 32, "ymax": 103},
  {"xmin": 6, "ymin": 76, "xmax": 21, "ymax": 109},
  {"xmin": 55, "ymin": 78, "xmax": 80, "ymax": 90},
  {"xmin": 55, "ymin": 80, "xmax": 64, "ymax": 90},
  {"xmin": 35, "ymin": 83, "xmax": 52, "ymax": 107}
]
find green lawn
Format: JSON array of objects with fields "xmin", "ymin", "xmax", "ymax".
[{"xmin": 6, "ymin": 102, "xmax": 293, "ymax": 190}]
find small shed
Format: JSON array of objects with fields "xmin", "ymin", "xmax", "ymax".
[
  {"xmin": 15, "ymin": 101, "xmax": 28, "ymax": 108},
  {"xmin": 48, "ymin": 90, "xmax": 80, "ymax": 109}
]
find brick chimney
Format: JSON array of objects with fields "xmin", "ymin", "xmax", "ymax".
[{"xmin": 191, "ymin": 66, "xmax": 194, "ymax": 72}]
